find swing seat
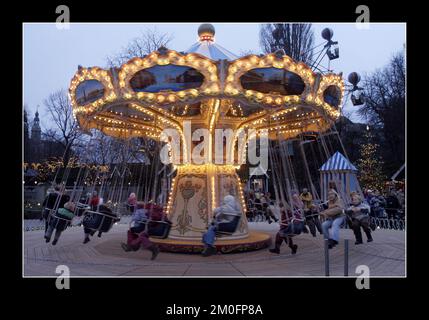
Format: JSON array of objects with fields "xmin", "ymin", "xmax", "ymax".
[
  {"xmin": 75, "ymin": 203, "xmax": 90, "ymax": 217},
  {"xmin": 48, "ymin": 212, "xmax": 72, "ymax": 231},
  {"xmin": 351, "ymin": 91, "xmax": 365, "ymax": 106},
  {"xmin": 147, "ymin": 220, "xmax": 172, "ymax": 239},
  {"xmin": 131, "ymin": 219, "xmax": 172, "ymax": 239},
  {"xmin": 215, "ymin": 215, "xmax": 241, "ymax": 236},
  {"xmin": 327, "ymin": 45, "xmax": 339, "ymax": 60},
  {"xmin": 279, "ymin": 219, "xmax": 304, "ymax": 237},
  {"xmin": 83, "ymin": 207, "xmax": 119, "ymax": 233}
]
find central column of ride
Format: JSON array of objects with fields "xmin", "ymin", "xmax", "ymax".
[
  {"xmin": 166, "ymin": 164, "xmax": 248, "ymax": 240},
  {"xmin": 164, "ymin": 99, "xmax": 249, "ymax": 241}
]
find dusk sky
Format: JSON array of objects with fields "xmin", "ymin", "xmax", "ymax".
[{"xmin": 23, "ymin": 23, "xmax": 406, "ymax": 129}]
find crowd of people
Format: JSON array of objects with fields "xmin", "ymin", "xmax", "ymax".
[
  {"xmin": 42, "ymin": 188, "xmax": 120, "ymax": 246},
  {"xmin": 40, "ymin": 187, "xmax": 171, "ymax": 260},
  {"xmin": 40, "ymin": 181, "xmax": 405, "ymax": 259},
  {"xmin": 244, "ymin": 182, "xmax": 405, "ymax": 254},
  {"xmin": 363, "ymin": 188, "xmax": 404, "ymax": 220}
]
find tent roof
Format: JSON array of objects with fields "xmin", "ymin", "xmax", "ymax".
[
  {"xmin": 186, "ymin": 40, "xmax": 238, "ymax": 61},
  {"xmin": 319, "ymin": 151, "xmax": 358, "ymax": 172}
]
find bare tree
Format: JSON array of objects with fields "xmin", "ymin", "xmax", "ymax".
[
  {"xmin": 259, "ymin": 23, "xmax": 314, "ymax": 63},
  {"xmin": 358, "ymin": 50, "xmax": 405, "ymax": 175},
  {"xmin": 107, "ymin": 28, "xmax": 173, "ymax": 67},
  {"xmin": 43, "ymin": 89, "xmax": 82, "ymax": 167},
  {"xmin": 239, "ymin": 49, "xmax": 256, "ymax": 57}
]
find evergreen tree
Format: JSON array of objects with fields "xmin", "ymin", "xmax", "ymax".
[{"xmin": 357, "ymin": 127, "xmax": 386, "ymax": 191}]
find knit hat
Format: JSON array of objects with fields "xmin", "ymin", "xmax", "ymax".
[{"xmin": 64, "ymin": 202, "xmax": 75, "ymax": 212}]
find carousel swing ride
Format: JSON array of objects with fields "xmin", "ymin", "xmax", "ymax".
[{"xmin": 49, "ymin": 23, "xmax": 365, "ymax": 253}]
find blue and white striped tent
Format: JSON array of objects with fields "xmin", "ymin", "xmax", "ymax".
[{"xmin": 319, "ymin": 151, "xmax": 363, "ymax": 203}]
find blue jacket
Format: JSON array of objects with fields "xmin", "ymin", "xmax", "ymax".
[{"xmin": 131, "ymin": 208, "xmax": 149, "ymax": 223}]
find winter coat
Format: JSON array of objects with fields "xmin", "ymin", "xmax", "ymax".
[
  {"xmin": 56, "ymin": 207, "xmax": 75, "ymax": 220},
  {"xmin": 213, "ymin": 195, "xmax": 241, "ymax": 224},
  {"xmin": 43, "ymin": 192, "xmax": 70, "ymax": 210},
  {"xmin": 300, "ymin": 192, "xmax": 313, "ymax": 210},
  {"xmin": 346, "ymin": 201, "xmax": 370, "ymax": 221},
  {"xmin": 322, "ymin": 196, "xmax": 345, "ymax": 218},
  {"xmin": 385, "ymin": 195, "xmax": 400, "ymax": 210},
  {"xmin": 132, "ymin": 208, "xmax": 149, "ymax": 223},
  {"xmin": 279, "ymin": 207, "xmax": 304, "ymax": 229}
]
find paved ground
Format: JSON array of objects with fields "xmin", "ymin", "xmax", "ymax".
[{"xmin": 23, "ymin": 223, "xmax": 405, "ymax": 277}]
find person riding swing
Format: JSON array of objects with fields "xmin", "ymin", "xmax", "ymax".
[
  {"xmin": 201, "ymin": 195, "xmax": 241, "ymax": 257},
  {"xmin": 269, "ymin": 202, "xmax": 305, "ymax": 255}
]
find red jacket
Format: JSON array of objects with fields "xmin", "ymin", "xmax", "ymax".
[{"xmin": 89, "ymin": 196, "xmax": 100, "ymax": 209}]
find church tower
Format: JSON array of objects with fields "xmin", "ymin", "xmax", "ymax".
[
  {"xmin": 31, "ymin": 108, "xmax": 41, "ymax": 142},
  {"xmin": 24, "ymin": 109, "xmax": 29, "ymax": 141}
]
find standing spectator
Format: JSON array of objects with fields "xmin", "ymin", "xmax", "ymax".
[
  {"xmin": 385, "ymin": 190, "xmax": 400, "ymax": 220},
  {"xmin": 370, "ymin": 190, "xmax": 386, "ymax": 218},
  {"xmin": 396, "ymin": 188, "xmax": 405, "ymax": 209},
  {"xmin": 365, "ymin": 189, "xmax": 374, "ymax": 205}
]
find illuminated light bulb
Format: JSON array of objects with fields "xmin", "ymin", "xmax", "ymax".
[
  {"xmin": 210, "ymin": 84, "xmax": 219, "ymax": 93},
  {"xmin": 210, "ymin": 75, "xmax": 218, "ymax": 82},
  {"xmin": 256, "ymin": 92, "xmax": 263, "ymax": 99},
  {"xmin": 273, "ymin": 61, "xmax": 283, "ymax": 69},
  {"xmin": 168, "ymin": 94, "xmax": 176, "ymax": 102},
  {"xmin": 275, "ymin": 97, "xmax": 282, "ymax": 105},
  {"xmin": 147, "ymin": 93, "xmax": 155, "ymax": 101}
]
